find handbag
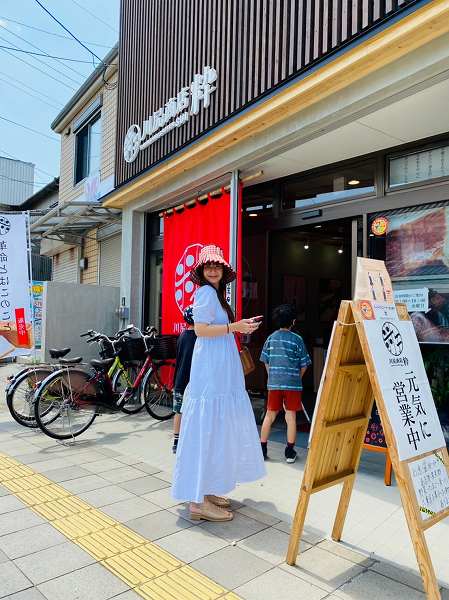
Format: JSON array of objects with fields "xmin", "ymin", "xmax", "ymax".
[{"xmin": 235, "ymin": 334, "xmax": 255, "ymax": 376}]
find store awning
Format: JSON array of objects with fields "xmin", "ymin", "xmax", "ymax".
[{"xmin": 30, "ymin": 202, "xmax": 121, "ymax": 246}]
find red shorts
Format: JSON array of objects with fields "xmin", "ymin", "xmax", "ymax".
[{"xmin": 267, "ymin": 390, "xmax": 302, "ymax": 412}]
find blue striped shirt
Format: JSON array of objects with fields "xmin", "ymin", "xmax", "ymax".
[{"xmin": 260, "ymin": 330, "xmax": 311, "ymax": 391}]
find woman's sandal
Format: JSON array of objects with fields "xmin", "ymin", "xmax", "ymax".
[
  {"xmin": 190, "ymin": 503, "xmax": 234, "ymax": 522},
  {"xmin": 205, "ymin": 495, "xmax": 231, "ymax": 508}
]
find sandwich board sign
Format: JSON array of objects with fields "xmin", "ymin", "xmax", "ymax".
[{"xmin": 287, "ymin": 259, "xmax": 449, "ymax": 600}]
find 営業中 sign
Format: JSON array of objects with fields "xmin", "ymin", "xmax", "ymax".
[{"xmin": 363, "ymin": 318, "xmax": 445, "ymax": 460}]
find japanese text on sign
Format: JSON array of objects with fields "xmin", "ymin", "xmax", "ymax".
[
  {"xmin": 394, "ymin": 289, "xmax": 429, "ymax": 313},
  {"xmin": 124, "ymin": 66, "xmax": 217, "ymax": 163},
  {"xmin": 410, "ymin": 452, "xmax": 449, "ymax": 519},
  {"xmin": 363, "ymin": 319, "xmax": 446, "ymax": 460}
]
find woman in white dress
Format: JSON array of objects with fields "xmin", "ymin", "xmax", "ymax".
[{"xmin": 172, "ymin": 245, "xmax": 266, "ymax": 522}]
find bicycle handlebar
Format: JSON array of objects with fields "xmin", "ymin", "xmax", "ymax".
[{"xmin": 80, "ymin": 330, "xmax": 94, "ymax": 338}]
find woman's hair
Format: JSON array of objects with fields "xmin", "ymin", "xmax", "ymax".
[{"xmin": 196, "ymin": 265, "xmax": 235, "ymax": 323}]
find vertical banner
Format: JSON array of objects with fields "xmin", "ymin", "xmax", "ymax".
[
  {"xmin": 162, "ymin": 190, "xmax": 238, "ymax": 334},
  {"xmin": 32, "ymin": 281, "xmax": 44, "ymax": 350},
  {"xmin": 0, "ymin": 213, "xmax": 33, "ymax": 357}
]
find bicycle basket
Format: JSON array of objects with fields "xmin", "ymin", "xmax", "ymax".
[
  {"xmin": 99, "ymin": 338, "xmax": 115, "ymax": 359},
  {"xmin": 148, "ymin": 335, "xmax": 178, "ymax": 360},
  {"xmin": 117, "ymin": 335, "xmax": 147, "ymax": 363}
]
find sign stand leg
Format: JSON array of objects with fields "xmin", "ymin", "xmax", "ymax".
[
  {"xmin": 331, "ymin": 475, "xmax": 356, "ymax": 542},
  {"xmin": 286, "ymin": 485, "xmax": 311, "ymax": 565}
]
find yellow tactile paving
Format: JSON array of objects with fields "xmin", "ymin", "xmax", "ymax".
[
  {"xmin": 0, "ymin": 451, "xmax": 243, "ymax": 600},
  {"xmin": 103, "ymin": 544, "xmax": 182, "ymax": 587},
  {"xmin": 52, "ymin": 509, "xmax": 116, "ymax": 538},
  {"xmin": 32, "ymin": 495, "xmax": 91, "ymax": 520},
  {"xmin": 3, "ymin": 473, "xmax": 52, "ymax": 492},
  {"xmin": 136, "ymin": 566, "xmax": 227, "ymax": 600},
  {"xmin": 77, "ymin": 524, "xmax": 148, "ymax": 560}
]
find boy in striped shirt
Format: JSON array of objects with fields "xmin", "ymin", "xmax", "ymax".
[{"xmin": 260, "ymin": 304, "xmax": 311, "ymax": 463}]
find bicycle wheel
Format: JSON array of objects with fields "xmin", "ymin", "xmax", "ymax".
[
  {"xmin": 34, "ymin": 368, "xmax": 98, "ymax": 440},
  {"xmin": 7, "ymin": 367, "xmax": 53, "ymax": 428},
  {"xmin": 111, "ymin": 364, "xmax": 145, "ymax": 414},
  {"xmin": 143, "ymin": 365, "xmax": 175, "ymax": 421}
]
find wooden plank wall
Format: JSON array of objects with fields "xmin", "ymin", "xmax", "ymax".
[{"xmin": 116, "ymin": 0, "xmax": 416, "ymax": 187}]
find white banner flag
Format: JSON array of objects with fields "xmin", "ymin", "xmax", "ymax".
[{"xmin": 0, "ymin": 214, "xmax": 33, "ymax": 357}]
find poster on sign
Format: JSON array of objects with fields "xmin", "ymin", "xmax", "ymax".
[
  {"xmin": 409, "ymin": 452, "xmax": 449, "ymax": 520},
  {"xmin": 0, "ymin": 214, "xmax": 33, "ymax": 358},
  {"xmin": 362, "ymin": 316, "xmax": 446, "ymax": 461},
  {"xmin": 161, "ymin": 190, "xmax": 240, "ymax": 335}
]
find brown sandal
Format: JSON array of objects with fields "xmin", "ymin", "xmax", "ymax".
[
  {"xmin": 205, "ymin": 495, "xmax": 231, "ymax": 508},
  {"xmin": 190, "ymin": 503, "xmax": 234, "ymax": 522}
]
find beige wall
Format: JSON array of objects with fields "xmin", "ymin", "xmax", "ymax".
[
  {"xmin": 59, "ymin": 72, "xmax": 118, "ymax": 207},
  {"xmin": 81, "ymin": 229, "xmax": 99, "ymax": 285}
]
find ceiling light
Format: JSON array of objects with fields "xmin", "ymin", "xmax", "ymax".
[
  {"xmin": 314, "ymin": 225, "xmax": 322, "ymax": 229},
  {"xmin": 304, "ymin": 243, "xmax": 309, "ymax": 250},
  {"xmin": 348, "ymin": 179, "xmax": 360, "ymax": 185},
  {"xmin": 249, "ymin": 213, "xmax": 258, "ymax": 217},
  {"xmin": 338, "ymin": 248, "xmax": 343, "ymax": 254}
]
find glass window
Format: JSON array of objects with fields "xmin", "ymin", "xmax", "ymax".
[
  {"xmin": 389, "ymin": 144, "xmax": 449, "ymax": 188},
  {"xmin": 282, "ymin": 161, "xmax": 375, "ymax": 210},
  {"xmin": 75, "ymin": 113, "xmax": 102, "ymax": 184}
]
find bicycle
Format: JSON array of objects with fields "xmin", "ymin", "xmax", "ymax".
[
  {"xmin": 33, "ymin": 327, "xmax": 177, "ymax": 440},
  {"xmin": 5, "ymin": 348, "xmax": 83, "ymax": 429}
]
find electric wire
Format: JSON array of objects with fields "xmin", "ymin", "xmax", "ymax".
[
  {"xmin": 0, "ymin": 75, "xmax": 61, "ymax": 110},
  {"xmin": 0, "ymin": 148, "xmax": 57, "ymax": 179},
  {"xmin": 0, "ymin": 44, "xmax": 114, "ymax": 65},
  {"xmin": 0, "ymin": 15, "xmax": 113, "ymax": 48},
  {"xmin": 0, "ymin": 116, "xmax": 59, "ymax": 143},
  {"xmin": 0, "ymin": 45, "xmax": 76, "ymax": 91},
  {"xmin": 0, "ymin": 31, "xmax": 83, "ymax": 86},
  {"xmin": 0, "ymin": 69, "xmax": 63, "ymax": 107},
  {"xmin": 0, "ymin": 22, "xmax": 86, "ymax": 79},
  {"xmin": 69, "ymin": 0, "xmax": 118, "ymax": 35},
  {"xmin": 0, "ymin": 173, "xmax": 52, "ymax": 186}
]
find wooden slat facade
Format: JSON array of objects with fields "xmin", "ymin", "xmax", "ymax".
[{"xmin": 116, "ymin": 0, "xmax": 419, "ymax": 187}]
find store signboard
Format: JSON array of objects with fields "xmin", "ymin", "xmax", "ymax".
[
  {"xmin": 32, "ymin": 282, "xmax": 44, "ymax": 350},
  {"xmin": 0, "ymin": 213, "xmax": 33, "ymax": 358},
  {"xmin": 363, "ymin": 317, "xmax": 446, "ymax": 461}
]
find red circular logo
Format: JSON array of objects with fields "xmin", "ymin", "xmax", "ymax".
[
  {"xmin": 371, "ymin": 217, "xmax": 389, "ymax": 236},
  {"xmin": 174, "ymin": 243, "xmax": 203, "ymax": 314}
]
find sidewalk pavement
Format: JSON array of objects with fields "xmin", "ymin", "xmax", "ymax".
[{"xmin": 0, "ymin": 362, "xmax": 448, "ymax": 600}]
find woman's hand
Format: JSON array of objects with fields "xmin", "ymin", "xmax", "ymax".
[{"xmin": 231, "ymin": 319, "xmax": 261, "ymax": 334}]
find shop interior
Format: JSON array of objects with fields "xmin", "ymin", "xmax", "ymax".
[{"xmin": 242, "ymin": 215, "xmax": 352, "ymax": 438}]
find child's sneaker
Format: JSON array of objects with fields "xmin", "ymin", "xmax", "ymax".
[
  {"xmin": 285, "ymin": 445, "xmax": 297, "ymax": 463},
  {"xmin": 261, "ymin": 442, "xmax": 268, "ymax": 460}
]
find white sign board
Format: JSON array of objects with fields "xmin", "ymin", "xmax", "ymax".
[
  {"xmin": 0, "ymin": 213, "xmax": 33, "ymax": 357},
  {"xmin": 409, "ymin": 452, "xmax": 449, "ymax": 520},
  {"xmin": 394, "ymin": 288, "xmax": 429, "ymax": 313},
  {"xmin": 363, "ymin": 319, "xmax": 445, "ymax": 461}
]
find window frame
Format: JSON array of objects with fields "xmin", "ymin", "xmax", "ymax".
[{"xmin": 74, "ymin": 111, "xmax": 102, "ymax": 186}]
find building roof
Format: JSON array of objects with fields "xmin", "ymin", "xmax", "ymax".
[
  {"xmin": 20, "ymin": 178, "xmax": 59, "ymax": 210},
  {"xmin": 51, "ymin": 44, "xmax": 118, "ymax": 131}
]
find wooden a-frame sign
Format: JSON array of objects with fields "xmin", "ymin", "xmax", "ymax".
[{"xmin": 287, "ymin": 300, "xmax": 449, "ymax": 600}]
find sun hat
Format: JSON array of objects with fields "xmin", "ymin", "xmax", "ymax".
[
  {"xmin": 189, "ymin": 244, "xmax": 236, "ymax": 285},
  {"xmin": 183, "ymin": 305, "xmax": 194, "ymax": 325}
]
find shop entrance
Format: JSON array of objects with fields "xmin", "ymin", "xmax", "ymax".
[{"xmin": 243, "ymin": 218, "xmax": 353, "ymax": 442}]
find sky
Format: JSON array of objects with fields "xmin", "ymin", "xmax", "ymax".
[{"xmin": 0, "ymin": 0, "xmax": 120, "ymax": 193}]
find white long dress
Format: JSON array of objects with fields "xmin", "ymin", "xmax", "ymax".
[{"xmin": 172, "ymin": 285, "xmax": 266, "ymax": 503}]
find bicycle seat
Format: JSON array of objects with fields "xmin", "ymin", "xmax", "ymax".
[
  {"xmin": 90, "ymin": 358, "xmax": 115, "ymax": 370},
  {"xmin": 49, "ymin": 347, "xmax": 71, "ymax": 359},
  {"xmin": 59, "ymin": 357, "xmax": 83, "ymax": 365}
]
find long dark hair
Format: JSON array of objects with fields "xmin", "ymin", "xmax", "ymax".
[{"xmin": 196, "ymin": 265, "xmax": 235, "ymax": 323}]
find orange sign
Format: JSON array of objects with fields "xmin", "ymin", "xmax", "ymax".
[{"xmin": 371, "ymin": 217, "xmax": 389, "ymax": 236}]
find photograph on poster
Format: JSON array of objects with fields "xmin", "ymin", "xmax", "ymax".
[{"xmin": 409, "ymin": 452, "xmax": 449, "ymax": 520}]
